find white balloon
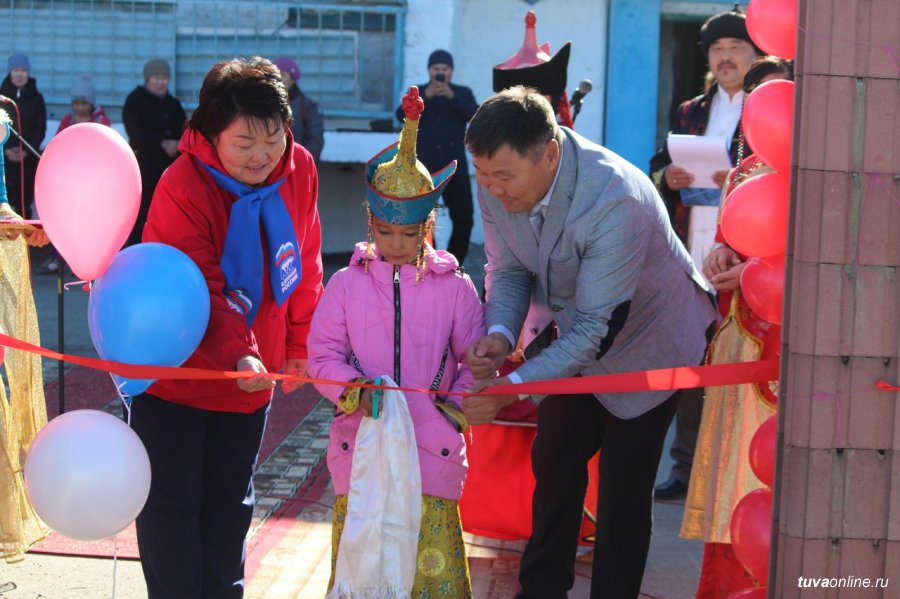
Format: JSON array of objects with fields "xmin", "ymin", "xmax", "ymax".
[{"xmin": 24, "ymin": 409, "xmax": 151, "ymax": 541}]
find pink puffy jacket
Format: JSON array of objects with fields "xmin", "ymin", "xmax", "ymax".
[{"xmin": 308, "ymin": 242, "xmax": 485, "ymax": 500}]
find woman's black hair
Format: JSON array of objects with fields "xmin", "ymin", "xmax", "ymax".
[
  {"xmin": 187, "ymin": 56, "xmax": 293, "ymax": 142},
  {"xmin": 743, "ymin": 56, "xmax": 794, "ymax": 93}
]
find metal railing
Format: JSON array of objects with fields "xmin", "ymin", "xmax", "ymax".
[{"xmin": 1, "ymin": 0, "xmax": 405, "ymax": 119}]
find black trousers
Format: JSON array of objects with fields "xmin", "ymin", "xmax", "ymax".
[
  {"xmin": 131, "ymin": 394, "xmax": 269, "ymax": 599},
  {"xmin": 516, "ymin": 392, "xmax": 679, "ymax": 599},
  {"xmin": 4, "ymin": 158, "xmax": 37, "ymax": 217},
  {"xmin": 667, "ymin": 322, "xmax": 715, "ymax": 484},
  {"xmin": 667, "ymin": 386, "xmax": 704, "ymax": 484},
  {"xmin": 439, "ymin": 170, "xmax": 474, "ymax": 265},
  {"xmin": 127, "ymin": 185, "xmax": 154, "ymax": 247}
]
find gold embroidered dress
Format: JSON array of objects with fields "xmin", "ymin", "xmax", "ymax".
[
  {"xmin": 680, "ymin": 155, "xmax": 779, "ymax": 543},
  {"xmin": 0, "ymin": 234, "xmax": 49, "ymax": 561}
]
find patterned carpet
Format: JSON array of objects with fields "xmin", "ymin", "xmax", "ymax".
[
  {"xmin": 28, "ymin": 364, "xmax": 587, "ymax": 597},
  {"xmin": 30, "ymin": 365, "xmax": 327, "ymax": 565}
]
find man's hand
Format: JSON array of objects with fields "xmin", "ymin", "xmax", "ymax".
[
  {"xmin": 464, "ymin": 333, "xmax": 510, "ymax": 380},
  {"xmin": 424, "ymin": 81, "xmax": 453, "ymax": 100},
  {"xmin": 436, "ymin": 82, "xmax": 454, "ymax": 99},
  {"xmin": 236, "ymin": 355, "xmax": 276, "ymax": 393},
  {"xmin": 664, "ymin": 165, "xmax": 694, "ymax": 190},
  {"xmin": 463, "ymin": 378, "xmax": 517, "ymax": 425},
  {"xmin": 712, "ymin": 169, "xmax": 729, "ymax": 189},
  {"xmin": 280, "ymin": 357, "xmax": 308, "ymax": 394},
  {"xmin": 702, "ymin": 245, "xmax": 742, "ymax": 280}
]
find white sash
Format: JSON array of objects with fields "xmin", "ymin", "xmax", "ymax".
[{"xmin": 328, "ymin": 375, "xmax": 422, "ymax": 599}]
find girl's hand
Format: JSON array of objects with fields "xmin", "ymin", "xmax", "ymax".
[
  {"xmin": 463, "ymin": 378, "xmax": 517, "ymax": 425},
  {"xmin": 357, "ymin": 388, "xmax": 374, "ymax": 417},
  {"xmin": 281, "ymin": 358, "xmax": 308, "ymax": 394}
]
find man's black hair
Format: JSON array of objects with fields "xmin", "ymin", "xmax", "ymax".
[{"xmin": 465, "ymin": 85, "xmax": 562, "ymax": 159}]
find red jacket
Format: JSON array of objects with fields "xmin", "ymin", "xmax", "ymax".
[
  {"xmin": 143, "ymin": 127, "xmax": 324, "ymax": 413},
  {"xmin": 55, "ymin": 106, "xmax": 112, "ymax": 134}
]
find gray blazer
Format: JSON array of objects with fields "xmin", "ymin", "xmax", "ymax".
[{"xmin": 481, "ymin": 128, "xmax": 717, "ymax": 419}]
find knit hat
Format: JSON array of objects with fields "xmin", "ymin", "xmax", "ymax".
[
  {"xmin": 273, "ymin": 57, "xmax": 300, "ymax": 81},
  {"xmin": 71, "ymin": 74, "xmax": 96, "ymax": 105},
  {"xmin": 143, "ymin": 58, "xmax": 171, "ymax": 80},
  {"xmin": 7, "ymin": 53, "xmax": 30, "ymax": 73},
  {"xmin": 699, "ymin": 6, "xmax": 764, "ymax": 56},
  {"xmin": 427, "ymin": 50, "xmax": 453, "ymax": 69}
]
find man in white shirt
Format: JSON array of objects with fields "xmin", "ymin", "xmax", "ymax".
[{"xmin": 649, "ymin": 6, "xmax": 763, "ymax": 501}]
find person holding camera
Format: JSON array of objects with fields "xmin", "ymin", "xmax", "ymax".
[{"xmin": 396, "ymin": 49, "xmax": 477, "ymax": 264}]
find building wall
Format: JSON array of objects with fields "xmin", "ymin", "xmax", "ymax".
[{"xmin": 397, "ymin": 0, "xmax": 609, "ymax": 246}]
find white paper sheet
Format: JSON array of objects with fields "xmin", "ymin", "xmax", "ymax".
[{"xmin": 667, "ymin": 134, "xmax": 733, "ymax": 189}]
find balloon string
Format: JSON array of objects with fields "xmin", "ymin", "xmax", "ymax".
[
  {"xmin": 111, "ymin": 533, "xmax": 118, "ymax": 599},
  {"xmin": 62, "ymin": 278, "xmax": 89, "ymax": 292},
  {"xmin": 110, "ymin": 374, "xmax": 133, "ymax": 424}
]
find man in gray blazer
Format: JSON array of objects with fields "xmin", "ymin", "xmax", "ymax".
[{"xmin": 463, "ymin": 87, "xmax": 716, "ymax": 598}]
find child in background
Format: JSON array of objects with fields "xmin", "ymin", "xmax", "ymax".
[
  {"xmin": 307, "ymin": 86, "xmax": 484, "ymax": 598},
  {"xmin": 55, "ymin": 74, "xmax": 111, "ymax": 133}
]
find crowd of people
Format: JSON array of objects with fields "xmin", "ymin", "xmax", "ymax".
[
  {"xmin": 0, "ymin": 4, "xmax": 791, "ymax": 597},
  {"xmin": 0, "ymin": 53, "xmax": 326, "ymax": 271}
]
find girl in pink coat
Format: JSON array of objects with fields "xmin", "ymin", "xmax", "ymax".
[{"xmin": 308, "ymin": 86, "xmax": 484, "ymax": 599}]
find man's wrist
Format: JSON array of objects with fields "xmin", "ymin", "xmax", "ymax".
[
  {"xmin": 489, "ymin": 331, "xmax": 512, "ymax": 354},
  {"xmin": 486, "ymin": 326, "xmax": 515, "ymax": 353}
]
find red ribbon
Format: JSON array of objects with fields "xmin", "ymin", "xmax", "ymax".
[
  {"xmin": 0, "ymin": 332, "xmax": 780, "ymax": 396},
  {"xmin": 876, "ymin": 381, "xmax": 900, "ymax": 392}
]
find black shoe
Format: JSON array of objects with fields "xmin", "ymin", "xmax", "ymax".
[{"xmin": 654, "ymin": 477, "xmax": 688, "ymax": 501}]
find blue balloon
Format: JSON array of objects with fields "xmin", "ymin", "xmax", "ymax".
[{"xmin": 88, "ymin": 243, "xmax": 211, "ymax": 395}]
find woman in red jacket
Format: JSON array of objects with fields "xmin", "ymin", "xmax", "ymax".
[{"xmin": 135, "ymin": 56, "xmax": 324, "ymax": 599}]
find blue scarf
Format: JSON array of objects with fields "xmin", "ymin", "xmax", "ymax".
[{"xmin": 201, "ymin": 162, "xmax": 301, "ymax": 326}]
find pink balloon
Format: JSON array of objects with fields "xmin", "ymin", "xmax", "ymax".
[
  {"xmin": 35, "ymin": 123, "xmax": 140, "ymax": 281},
  {"xmin": 720, "ymin": 172, "xmax": 789, "ymax": 258},
  {"xmin": 747, "ymin": 0, "xmax": 798, "ymax": 59},
  {"xmin": 749, "ymin": 415, "xmax": 777, "ymax": 487},
  {"xmin": 730, "ymin": 488, "xmax": 774, "ymax": 585},
  {"xmin": 727, "ymin": 588, "xmax": 767, "ymax": 599},
  {"xmin": 740, "ymin": 255, "xmax": 785, "ymax": 325},
  {"xmin": 742, "ymin": 80, "xmax": 795, "ymax": 172}
]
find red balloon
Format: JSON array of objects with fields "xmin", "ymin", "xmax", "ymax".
[
  {"xmin": 740, "ymin": 255, "xmax": 785, "ymax": 324},
  {"xmin": 742, "ymin": 80, "xmax": 795, "ymax": 172},
  {"xmin": 720, "ymin": 172, "xmax": 789, "ymax": 258},
  {"xmin": 747, "ymin": 0, "xmax": 798, "ymax": 59},
  {"xmin": 730, "ymin": 488, "xmax": 774, "ymax": 585},
  {"xmin": 749, "ymin": 415, "xmax": 778, "ymax": 487},
  {"xmin": 728, "ymin": 588, "xmax": 767, "ymax": 599}
]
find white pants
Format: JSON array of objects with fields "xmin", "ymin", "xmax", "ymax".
[{"xmin": 687, "ymin": 205, "xmax": 719, "ymax": 285}]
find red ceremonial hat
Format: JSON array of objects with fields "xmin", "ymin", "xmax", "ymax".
[{"xmin": 492, "ymin": 11, "xmax": 571, "ymax": 96}]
